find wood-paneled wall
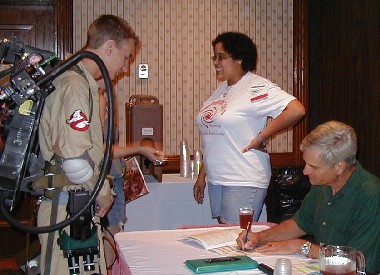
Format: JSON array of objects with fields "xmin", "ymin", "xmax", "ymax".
[
  {"xmin": 309, "ymin": 0, "xmax": 380, "ymax": 177},
  {"xmin": 73, "ymin": 0, "xmax": 304, "ymax": 160}
]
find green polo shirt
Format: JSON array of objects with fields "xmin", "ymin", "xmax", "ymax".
[{"xmin": 293, "ymin": 162, "xmax": 380, "ymax": 273}]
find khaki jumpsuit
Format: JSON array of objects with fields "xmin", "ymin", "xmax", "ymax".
[{"xmin": 37, "ymin": 62, "xmax": 112, "ymax": 275}]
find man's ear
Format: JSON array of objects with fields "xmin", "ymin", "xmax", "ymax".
[
  {"xmin": 101, "ymin": 40, "xmax": 117, "ymax": 56},
  {"xmin": 335, "ymin": 160, "xmax": 347, "ymax": 175}
]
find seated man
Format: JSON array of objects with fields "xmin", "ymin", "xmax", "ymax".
[{"xmin": 237, "ymin": 120, "xmax": 380, "ymax": 274}]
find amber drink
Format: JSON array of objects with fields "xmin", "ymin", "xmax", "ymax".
[{"xmin": 239, "ymin": 207, "xmax": 253, "ymax": 229}]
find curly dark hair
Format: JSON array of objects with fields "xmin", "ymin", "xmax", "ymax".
[{"xmin": 212, "ymin": 32, "xmax": 258, "ymax": 72}]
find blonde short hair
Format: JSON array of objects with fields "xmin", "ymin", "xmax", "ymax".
[{"xmin": 86, "ymin": 14, "xmax": 139, "ymax": 49}]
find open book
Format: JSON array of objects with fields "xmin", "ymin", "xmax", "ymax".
[{"xmin": 185, "ymin": 225, "xmax": 270, "ymax": 250}]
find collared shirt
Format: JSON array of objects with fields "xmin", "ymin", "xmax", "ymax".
[{"xmin": 293, "ymin": 162, "xmax": 380, "ymax": 273}]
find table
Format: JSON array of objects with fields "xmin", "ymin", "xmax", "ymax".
[
  {"xmin": 124, "ymin": 174, "xmax": 217, "ymax": 231},
  {"xmin": 124, "ymin": 174, "xmax": 267, "ymax": 231},
  {"xmin": 112, "ymin": 225, "xmax": 320, "ymax": 275}
]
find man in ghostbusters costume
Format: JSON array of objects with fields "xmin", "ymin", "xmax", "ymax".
[{"xmin": 36, "ymin": 15, "xmax": 139, "ymax": 274}]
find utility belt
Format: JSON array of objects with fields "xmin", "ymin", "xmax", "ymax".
[
  {"xmin": 36, "ymin": 175, "xmax": 113, "ymax": 201},
  {"xmin": 33, "ymin": 171, "xmax": 83, "ymax": 200},
  {"xmin": 33, "ymin": 158, "xmax": 69, "ymax": 189},
  {"xmin": 32, "ymin": 158, "xmax": 109, "ymax": 199}
]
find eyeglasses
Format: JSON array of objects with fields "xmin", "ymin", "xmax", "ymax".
[{"xmin": 211, "ymin": 54, "xmax": 232, "ymax": 62}]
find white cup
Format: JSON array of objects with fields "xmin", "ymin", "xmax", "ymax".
[
  {"xmin": 274, "ymin": 258, "xmax": 292, "ymax": 275},
  {"xmin": 187, "ymin": 160, "xmax": 195, "ymax": 179}
]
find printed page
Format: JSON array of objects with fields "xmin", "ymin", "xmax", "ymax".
[
  {"xmin": 213, "ymin": 245, "xmax": 264, "ymax": 257},
  {"xmin": 186, "ymin": 228, "xmax": 242, "ymax": 250},
  {"xmin": 185, "ymin": 225, "xmax": 270, "ymax": 250}
]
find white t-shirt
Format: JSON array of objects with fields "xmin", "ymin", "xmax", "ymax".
[{"xmin": 195, "ymin": 72, "xmax": 296, "ymax": 188}]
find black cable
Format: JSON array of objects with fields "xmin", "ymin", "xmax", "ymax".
[
  {"xmin": 95, "ymin": 222, "xmax": 119, "ymax": 270},
  {"xmin": 0, "ymin": 50, "xmax": 114, "ymax": 234}
]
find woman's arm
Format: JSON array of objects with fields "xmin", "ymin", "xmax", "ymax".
[
  {"xmin": 258, "ymin": 99, "xmax": 305, "ymax": 141},
  {"xmin": 111, "ymin": 145, "xmax": 161, "ymax": 162},
  {"xmin": 242, "ymin": 99, "xmax": 305, "ymax": 152}
]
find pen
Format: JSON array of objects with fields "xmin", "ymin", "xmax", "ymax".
[
  {"xmin": 243, "ymin": 221, "xmax": 252, "ymax": 247},
  {"xmin": 258, "ymin": 263, "xmax": 274, "ymax": 275}
]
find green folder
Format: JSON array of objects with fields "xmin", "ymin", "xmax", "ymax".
[{"xmin": 185, "ymin": 255, "xmax": 258, "ymax": 274}]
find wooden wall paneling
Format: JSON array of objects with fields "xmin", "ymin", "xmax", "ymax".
[
  {"xmin": 289, "ymin": 0, "xmax": 308, "ymax": 165},
  {"xmin": 309, "ymin": 0, "xmax": 380, "ymax": 177},
  {"xmin": 0, "ymin": 24, "xmax": 36, "ymax": 48},
  {"xmin": 6, "ymin": 0, "xmax": 73, "ymax": 58},
  {"xmin": 0, "ymin": 3, "xmax": 54, "ymax": 50},
  {"xmin": 56, "ymin": 0, "xmax": 73, "ymax": 59},
  {"xmin": 0, "ymin": 195, "xmax": 38, "ymax": 257},
  {"xmin": 285, "ymin": 0, "xmax": 294, "ymax": 152}
]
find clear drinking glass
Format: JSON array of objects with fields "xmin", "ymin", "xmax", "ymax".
[
  {"xmin": 274, "ymin": 258, "xmax": 292, "ymax": 275},
  {"xmin": 239, "ymin": 207, "xmax": 253, "ymax": 229},
  {"xmin": 319, "ymin": 245, "xmax": 365, "ymax": 275}
]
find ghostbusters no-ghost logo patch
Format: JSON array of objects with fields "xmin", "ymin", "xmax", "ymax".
[{"xmin": 66, "ymin": 109, "xmax": 90, "ymax": 131}]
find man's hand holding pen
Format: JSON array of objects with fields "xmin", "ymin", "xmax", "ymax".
[
  {"xmin": 242, "ymin": 221, "xmax": 252, "ymax": 251},
  {"xmin": 236, "ymin": 225, "xmax": 260, "ymax": 251}
]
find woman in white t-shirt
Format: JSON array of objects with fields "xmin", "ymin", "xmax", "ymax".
[{"xmin": 193, "ymin": 32, "xmax": 305, "ymax": 224}]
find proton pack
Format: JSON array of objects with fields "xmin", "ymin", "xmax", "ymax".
[{"xmin": 0, "ymin": 39, "xmax": 58, "ymax": 208}]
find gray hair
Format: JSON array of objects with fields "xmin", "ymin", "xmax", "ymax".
[{"xmin": 300, "ymin": 121, "xmax": 357, "ymax": 166}]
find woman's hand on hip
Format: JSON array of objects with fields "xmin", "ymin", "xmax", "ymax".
[{"xmin": 241, "ymin": 138, "xmax": 267, "ymax": 153}]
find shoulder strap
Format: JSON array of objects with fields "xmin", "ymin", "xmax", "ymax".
[
  {"xmin": 44, "ymin": 187, "xmax": 63, "ymax": 275},
  {"xmin": 69, "ymin": 64, "xmax": 94, "ymax": 122}
]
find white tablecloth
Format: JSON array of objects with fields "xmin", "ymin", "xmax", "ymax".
[
  {"xmin": 124, "ymin": 174, "xmax": 267, "ymax": 232},
  {"xmin": 113, "ymin": 225, "xmax": 320, "ymax": 275}
]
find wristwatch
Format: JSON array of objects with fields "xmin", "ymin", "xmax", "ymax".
[{"xmin": 300, "ymin": 241, "xmax": 311, "ymax": 256}]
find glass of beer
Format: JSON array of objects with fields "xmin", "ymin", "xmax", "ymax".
[{"xmin": 239, "ymin": 207, "xmax": 254, "ymax": 229}]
